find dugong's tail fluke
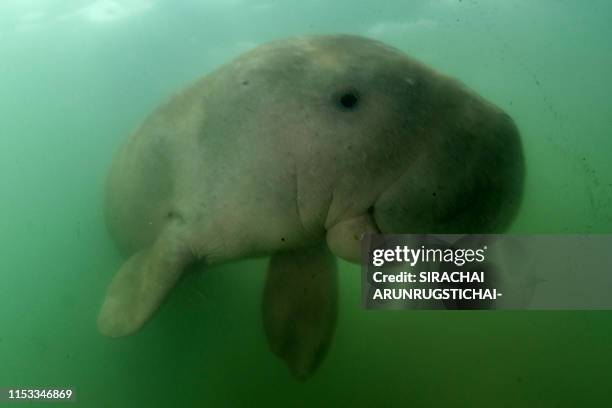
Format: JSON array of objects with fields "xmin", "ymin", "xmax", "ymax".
[
  {"xmin": 262, "ymin": 244, "xmax": 338, "ymax": 380},
  {"xmin": 98, "ymin": 223, "xmax": 194, "ymax": 337}
]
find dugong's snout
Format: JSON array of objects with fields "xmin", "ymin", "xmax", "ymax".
[
  {"xmin": 372, "ymin": 107, "xmax": 525, "ymax": 235},
  {"xmin": 326, "ymin": 109, "xmax": 523, "ymax": 264}
]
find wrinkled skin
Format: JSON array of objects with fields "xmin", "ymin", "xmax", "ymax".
[{"xmin": 99, "ymin": 35, "xmax": 524, "ymax": 380}]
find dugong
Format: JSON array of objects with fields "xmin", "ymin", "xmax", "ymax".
[{"xmin": 99, "ymin": 35, "xmax": 524, "ymax": 379}]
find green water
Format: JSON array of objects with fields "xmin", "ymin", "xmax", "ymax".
[{"xmin": 1, "ymin": 0, "xmax": 611, "ymax": 406}]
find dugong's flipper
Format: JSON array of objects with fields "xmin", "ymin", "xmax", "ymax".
[
  {"xmin": 98, "ymin": 223, "xmax": 194, "ymax": 337},
  {"xmin": 263, "ymin": 244, "xmax": 338, "ymax": 380}
]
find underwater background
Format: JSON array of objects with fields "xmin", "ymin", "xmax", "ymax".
[{"xmin": 1, "ymin": 0, "xmax": 611, "ymax": 406}]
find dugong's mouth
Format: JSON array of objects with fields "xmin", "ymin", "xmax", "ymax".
[{"xmin": 325, "ymin": 212, "xmax": 380, "ymax": 263}]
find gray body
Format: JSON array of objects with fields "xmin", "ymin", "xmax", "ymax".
[{"xmin": 99, "ymin": 35, "xmax": 524, "ymax": 379}]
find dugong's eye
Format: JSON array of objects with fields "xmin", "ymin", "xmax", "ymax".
[{"xmin": 334, "ymin": 89, "xmax": 360, "ymax": 111}]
